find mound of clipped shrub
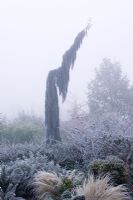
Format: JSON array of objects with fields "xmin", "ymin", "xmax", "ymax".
[{"xmin": 88, "ymin": 156, "xmax": 129, "ymax": 185}]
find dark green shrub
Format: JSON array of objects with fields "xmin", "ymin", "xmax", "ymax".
[
  {"xmin": 46, "ymin": 143, "xmax": 83, "ymax": 170},
  {"xmin": 88, "ymin": 156, "xmax": 129, "ymax": 185},
  {"xmin": 58, "ymin": 177, "xmax": 73, "ymax": 194}
]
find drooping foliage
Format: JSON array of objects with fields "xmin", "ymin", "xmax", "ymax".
[{"xmin": 45, "ymin": 24, "xmax": 90, "ymax": 144}]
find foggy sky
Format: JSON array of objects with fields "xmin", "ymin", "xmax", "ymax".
[{"xmin": 0, "ymin": 0, "xmax": 133, "ymax": 119}]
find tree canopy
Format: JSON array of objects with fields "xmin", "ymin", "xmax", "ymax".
[{"xmin": 87, "ymin": 58, "xmax": 133, "ymax": 119}]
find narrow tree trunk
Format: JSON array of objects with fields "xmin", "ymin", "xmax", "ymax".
[{"xmin": 45, "ymin": 70, "xmax": 61, "ymax": 144}]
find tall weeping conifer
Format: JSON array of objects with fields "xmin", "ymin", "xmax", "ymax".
[{"xmin": 45, "ymin": 24, "xmax": 90, "ymax": 144}]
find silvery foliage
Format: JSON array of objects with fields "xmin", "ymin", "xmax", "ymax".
[{"xmin": 0, "ymin": 134, "xmax": 132, "ymax": 198}]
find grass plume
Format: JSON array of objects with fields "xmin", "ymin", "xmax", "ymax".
[
  {"xmin": 77, "ymin": 175, "xmax": 130, "ymax": 200},
  {"xmin": 33, "ymin": 171, "xmax": 62, "ymax": 200}
]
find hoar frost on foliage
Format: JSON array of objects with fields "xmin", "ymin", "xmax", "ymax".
[{"xmin": 0, "ymin": 135, "xmax": 133, "ymax": 199}]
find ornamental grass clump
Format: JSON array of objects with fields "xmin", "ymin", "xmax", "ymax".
[
  {"xmin": 34, "ymin": 171, "xmax": 62, "ymax": 200},
  {"xmin": 76, "ymin": 175, "xmax": 130, "ymax": 200}
]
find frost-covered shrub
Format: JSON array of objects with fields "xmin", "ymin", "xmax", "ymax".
[
  {"xmin": 0, "ymin": 161, "xmax": 35, "ymax": 199},
  {"xmin": 0, "ymin": 153, "xmax": 62, "ymax": 199},
  {"xmin": 0, "ymin": 143, "xmax": 40, "ymax": 164},
  {"xmin": 0, "ymin": 134, "xmax": 133, "ymax": 169},
  {"xmin": 0, "ymin": 134, "xmax": 133, "ymax": 199},
  {"xmin": 88, "ymin": 156, "xmax": 129, "ymax": 185},
  {"xmin": 93, "ymin": 135, "xmax": 132, "ymax": 162},
  {"xmin": 45, "ymin": 142, "xmax": 84, "ymax": 170}
]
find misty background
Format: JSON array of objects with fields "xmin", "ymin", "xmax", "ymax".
[{"xmin": 0, "ymin": 0, "xmax": 133, "ymax": 120}]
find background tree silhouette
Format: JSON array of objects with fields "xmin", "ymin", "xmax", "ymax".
[{"xmin": 87, "ymin": 58, "xmax": 133, "ymax": 118}]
